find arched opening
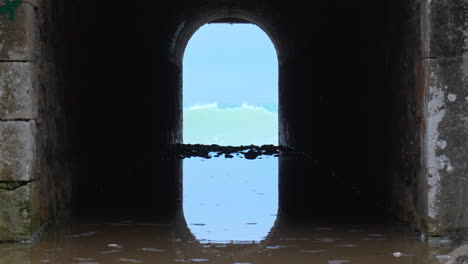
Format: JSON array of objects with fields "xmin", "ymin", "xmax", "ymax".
[
  {"xmin": 182, "ymin": 22, "xmax": 279, "ymax": 243},
  {"xmin": 183, "ymin": 23, "xmax": 278, "ymax": 146}
]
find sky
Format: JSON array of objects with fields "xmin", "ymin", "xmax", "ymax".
[
  {"xmin": 183, "ymin": 23, "xmax": 278, "ymax": 146},
  {"xmin": 182, "ymin": 23, "xmax": 279, "ymax": 243}
]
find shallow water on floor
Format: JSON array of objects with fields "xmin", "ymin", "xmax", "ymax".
[
  {"xmin": 183, "ymin": 156, "xmax": 278, "ymax": 243},
  {"xmin": 0, "ymin": 218, "xmax": 462, "ymax": 264},
  {"xmin": 0, "ymin": 157, "xmax": 464, "ymax": 264}
]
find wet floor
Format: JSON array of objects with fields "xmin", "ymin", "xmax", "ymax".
[
  {"xmin": 0, "ymin": 157, "xmax": 464, "ymax": 264},
  {"xmin": 0, "ymin": 217, "xmax": 462, "ymax": 264}
]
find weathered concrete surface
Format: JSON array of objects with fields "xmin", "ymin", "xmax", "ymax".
[
  {"xmin": 0, "ymin": 2, "xmax": 38, "ymax": 61},
  {"xmin": 383, "ymin": 0, "xmax": 427, "ymax": 232},
  {"xmin": 384, "ymin": 0, "xmax": 468, "ymax": 237},
  {"xmin": 423, "ymin": 58, "xmax": 468, "ymax": 235},
  {"xmin": 421, "ymin": 0, "xmax": 467, "ymax": 58},
  {"xmin": 0, "ymin": 121, "xmax": 36, "ymax": 181},
  {"xmin": 0, "ymin": 181, "xmax": 39, "ymax": 241},
  {"xmin": 419, "ymin": 0, "xmax": 468, "ymax": 236},
  {"xmin": 0, "ymin": 62, "xmax": 37, "ymax": 119}
]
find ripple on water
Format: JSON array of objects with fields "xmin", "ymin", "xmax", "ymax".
[
  {"xmin": 367, "ymin": 233, "xmax": 385, "ymax": 237},
  {"xmin": 189, "ymin": 259, "xmax": 209, "ymax": 262},
  {"xmin": 266, "ymin": 245, "xmax": 298, "ymax": 249},
  {"xmin": 137, "ymin": 248, "xmax": 166, "ymax": 252},
  {"xmin": 328, "ymin": 260, "xmax": 350, "ymax": 264},
  {"xmin": 108, "ymin": 243, "xmax": 123, "ymax": 248},
  {"xmin": 392, "ymin": 252, "xmax": 415, "ymax": 257},
  {"xmin": 279, "ymin": 237, "xmax": 309, "ymax": 241},
  {"xmin": 65, "ymin": 232, "xmax": 97, "ymax": 238},
  {"xmin": 298, "ymin": 249, "xmax": 328, "ymax": 253},
  {"xmin": 116, "ymin": 258, "xmax": 142, "ymax": 263},
  {"xmin": 100, "ymin": 249, "xmax": 121, "ymax": 254},
  {"xmin": 316, "ymin": 238, "xmax": 340, "ymax": 243}
]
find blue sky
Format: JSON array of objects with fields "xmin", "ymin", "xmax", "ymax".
[
  {"xmin": 183, "ymin": 23, "xmax": 278, "ymax": 145},
  {"xmin": 183, "ymin": 23, "xmax": 278, "ymax": 107}
]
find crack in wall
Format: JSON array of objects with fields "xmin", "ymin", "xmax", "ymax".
[
  {"xmin": 0, "ymin": 118, "xmax": 35, "ymax": 121},
  {"xmin": 0, "ymin": 180, "xmax": 31, "ymax": 190},
  {"xmin": 0, "ymin": 60, "xmax": 33, "ymax": 63}
]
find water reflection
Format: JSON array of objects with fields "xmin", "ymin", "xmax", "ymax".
[
  {"xmin": 0, "ymin": 215, "xmax": 461, "ymax": 264},
  {"xmin": 183, "ymin": 156, "xmax": 278, "ymax": 243},
  {"xmin": 0, "ymin": 155, "xmax": 464, "ymax": 263}
]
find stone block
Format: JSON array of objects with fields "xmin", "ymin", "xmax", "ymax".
[
  {"xmin": 422, "ymin": 57, "xmax": 468, "ymax": 235},
  {"xmin": 421, "ymin": 0, "xmax": 467, "ymax": 58},
  {"xmin": 0, "ymin": 62, "xmax": 37, "ymax": 119},
  {"xmin": 0, "ymin": 121, "xmax": 36, "ymax": 181},
  {"xmin": 0, "ymin": 181, "xmax": 39, "ymax": 242},
  {"xmin": 0, "ymin": 3, "xmax": 38, "ymax": 61}
]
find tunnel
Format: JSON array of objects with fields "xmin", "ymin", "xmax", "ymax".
[
  {"xmin": 1, "ymin": 0, "xmax": 468, "ymax": 242},
  {"xmin": 67, "ymin": 0, "xmax": 417, "ymax": 223}
]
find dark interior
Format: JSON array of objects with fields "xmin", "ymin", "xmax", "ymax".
[{"xmin": 63, "ymin": 0, "xmax": 424, "ymax": 226}]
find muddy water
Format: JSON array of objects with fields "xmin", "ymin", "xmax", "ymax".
[
  {"xmin": 0, "ymin": 157, "xmax": 464, "ymax": 264},
  {"xmin": 0, "ymin": 218, "xmax": 461, "ymax": 264}
]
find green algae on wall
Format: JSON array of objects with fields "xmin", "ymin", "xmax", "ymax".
[{"xmin": 0, "ymin": 0, "xmax": 22, "ymax": 21}]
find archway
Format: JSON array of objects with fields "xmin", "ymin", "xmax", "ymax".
[{"xmin": 182, "ymin": 22, "xmax": 279, "ymax": 243}]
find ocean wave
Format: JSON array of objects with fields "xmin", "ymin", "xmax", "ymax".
[{"xmin": 184, "ymin": 103, "xmax": 278, "ymax": 146}]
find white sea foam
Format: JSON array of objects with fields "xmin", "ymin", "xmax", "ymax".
[{"xmin": 183, "ymin": 102, "xmax": 278, "ymax": 146}]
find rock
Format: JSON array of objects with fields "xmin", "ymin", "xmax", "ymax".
[{"xmin": 445, "ymin": 245, "xmax": 468, "ymax": 264}]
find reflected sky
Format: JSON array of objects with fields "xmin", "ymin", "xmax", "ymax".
[{"xmin": 183, "ymin": 156, "xmax": 278, "ymax": 243}]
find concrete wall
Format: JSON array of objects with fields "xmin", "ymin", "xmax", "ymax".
[
  {"xmin": 384, "ymin": 0, "xmax": 468, "ymax": 236},
  {"xmin": 0, "ymin": 0, "xmax": 72, "ymax": 241},
  {"xmin": 420, "ymin": 0, "xmax": 468, "ymax": 236},
  {"xmin": 384, "ymin": 0, "xmax": 428, "ymax": 235}
]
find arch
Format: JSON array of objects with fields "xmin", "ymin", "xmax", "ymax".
[
  {"xmin": 182, "ymin": 22, "xmax": 279, "ymax": 145},
  {"xmin": 181, "ymin": 14, "xmax": 279, "ymax": 241},
  {"xmin": 169, "ymin": 7, "xmax": 285, "ymax": 66},
  {"xmin": 168, "ymin": 4, "xmax": 290, "ymax": 147}
]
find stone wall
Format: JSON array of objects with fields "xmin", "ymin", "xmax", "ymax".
[
  {"xmin": 385, "ymin": 0, "xmax": 468, "ymax": 237},
  {"xmin": 0, "ymin": 0, "xmax": 72, "ymax": 241},
  {"xmin": 421, "ymin": 0, "xmax": 468, "ymax": 236},
  {"xmin": 384, "ymin": 0, "xmax": 427, "ymax": 235}
]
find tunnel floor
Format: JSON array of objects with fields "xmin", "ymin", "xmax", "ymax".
[
  {"xmin": 1, "ymin": 153, "xmax": 463, "ymax": 263},
  {"xmin": 0, "ymin": 214, "xmax": 460, "ymax": 263}
]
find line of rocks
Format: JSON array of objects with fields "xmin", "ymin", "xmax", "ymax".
[{"xmin": 168, "ymin": 144, "xmax": 295, "ymax": 160}]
